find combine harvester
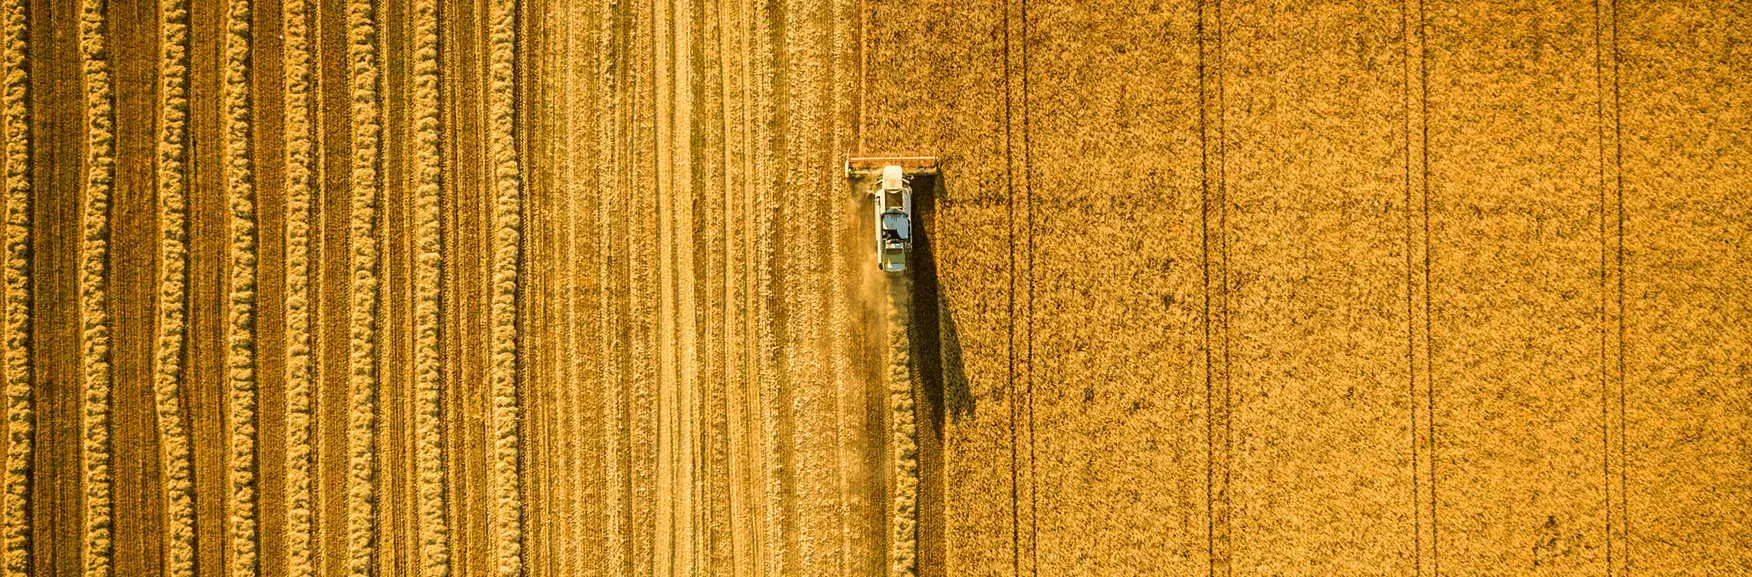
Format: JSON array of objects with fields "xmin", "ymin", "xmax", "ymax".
[
  {"xmin": 846, "ymin": 154, "xmax": 936, "ymax": 577},
  {"xmin": 846, "ymin": 155, "xmax": 938, "ymax": 273}
]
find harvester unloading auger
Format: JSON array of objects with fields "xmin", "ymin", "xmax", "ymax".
[
  {"xmin": 846, "ymin": 155, "xmax": 938, "ymax": 273},
  {"xmin": 847, "ymin": 154, "xmax": 936, "ymax": 577}
]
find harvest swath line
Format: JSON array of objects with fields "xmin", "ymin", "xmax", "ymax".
[
  {"xmin": 830, "ymin": 0, "xmax": 865, "ymax": 568},
  {"xmin": 556, "ymin": 0, "xmax": 585, "ymax": 565},
  {"xmin": 597, "ymin": 0, "xmax": 630, "ymax": 574},
  {"xmin": 634, "ymin": 1, "xmax": 661, "ymax": 575},
  {"xmin": 0, "ymin": 0, "xmax": 31, "ymax": 569},
  {"xmin": 221, "ymin": 0, "xmax": 261, "ymax": 572},
  {"xmin": 345, "ymin": 0, "xmax": 385, "ymax": 570},
  {"xmin": 153, "ymin": 0, "xmax": 197, "ymax": 570},
  {"xmin": 750, "ymin": 0, "xmax": 788, "ymax": 573},
  {"xmin": 734, "ymin": 0, "xmax": 764, "ymax": 573},
  {"xmin": 278, "ymin": 0, "xmax": 320, "ymax": 572},
  {"xmin": 629, "ymin": 1, "xmax": 663, "ymax": 575},
  {"xmin": 77, "ymin": 0, "xmax": 118, "ymax": 570},
  {"xmin": 653, "ymin": 2, "xmax": 680, "ymax": 574}
]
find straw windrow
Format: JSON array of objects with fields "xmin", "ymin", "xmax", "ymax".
[
  {"xmin": 153, "ymin": 0, "xmax": 196, "ymax": 571},
  {"xmin": 0, "ymin": 0, "xmax": 29, "ymax": 571},
  {"xmin": 221, "ymin": 0, "xmax": 261, "ymax": 573},
  {"xmin": 345, "ymin": 0, "xmax": 385, "ymax": 572},
  {"xmin": 278, "ymin": 0, "xmax": 320, "ymax": 572},
  {"xmin": 887, "ymin": 279, "xmax": 917, "ymax": 577},
  {"xmin": 486, "ymin": 0, "xmax": 526, "ymax": 569},
  {"xmin": 77, "ymin": 0, "xmax": 117, "ymax": 572},
  {"xmin": 410, "ymin": 0, "xmax": 452, "ymax": 571}
]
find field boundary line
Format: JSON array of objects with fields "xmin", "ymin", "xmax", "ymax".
[
  {"xmin": 76, "ymin": 0, "xmax": 118, "ymax": 570},
  {"xmin": 0, "ymin": 0, "xmax": 31, "ymax": 570}
]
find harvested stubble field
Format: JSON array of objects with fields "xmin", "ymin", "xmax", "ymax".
[{"xmin": 1, "ymin": 0, "xmax": 1748, "ymax": 576}]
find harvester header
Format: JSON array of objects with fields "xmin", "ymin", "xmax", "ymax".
[{"xmin": 844, "ymin": 154, "xmax": 940, "ymax": 179}]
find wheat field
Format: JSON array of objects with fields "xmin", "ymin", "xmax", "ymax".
[{"xmin": 1, "ymin": 0, "xmax": 1749, "ymax": 576}]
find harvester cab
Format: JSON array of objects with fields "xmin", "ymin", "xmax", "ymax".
[{"xmin": 846, "ymin": 155, "xmax": 938, "ymax": 273}]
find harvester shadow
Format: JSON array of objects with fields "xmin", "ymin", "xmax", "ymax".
[
  {"xmin": 905, "ymin": 173, "xmax": 966, "ymax": 577},
  {"xmin": 907, "ymin": 175, "xmax": 974, "ymax": 428}
]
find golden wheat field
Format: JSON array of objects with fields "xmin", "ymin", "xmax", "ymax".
[{"xmin": 0, "ymin": 0, "xmax": 1747, "ymax": 575}]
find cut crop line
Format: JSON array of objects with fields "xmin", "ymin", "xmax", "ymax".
[
  {"xmin": 345, "ymin": 0, "xmax": 385, "ymax": 571},
  {"xmin": 486, "ymin": 0, "xmax": 528, "ymax": 568},
  {"xmin": 0, "ymin": 0, "xmax": 30, "ymax": 570},
  {"xmin": 410, "ymin": 0, "xmax": 451, "ymax": 570},
  {"xmin": 221, "ymin": 0, "xmax": 261, "ymax": 572},
  {"xmin": 823, "ymin": 4, "xmax": 852, "ymax": 574},
  {"xmin": 153, "ymin": 0, "xmax": 197, "ymax": 570},
  {"xmin": 279, "ymin": 0, "xmax": 320, "ymax": 572},
  {"xmin": 77, "ymin": 0, "xmax": 117, "ymax": 571}
]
